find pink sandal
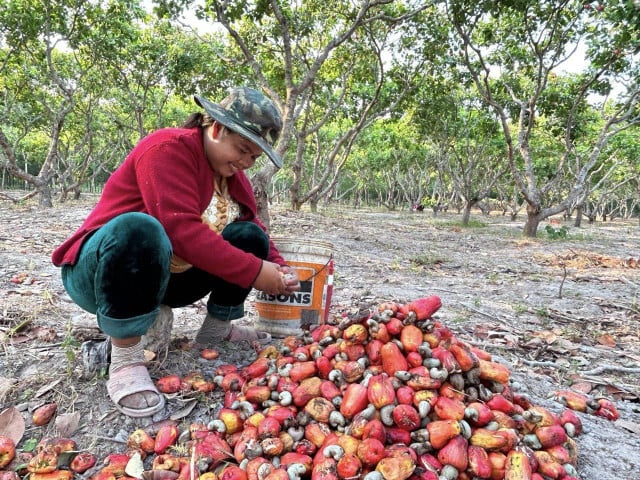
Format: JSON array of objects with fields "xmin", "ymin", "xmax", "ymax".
[
  {"xmin": 106, "ymin": 363, "xmax": 165, "ymax": 417},
  {"xmin": 195, "ymin": 317, "xmax": 272, "ymax": 347},
  {"xmin": 225, "ymin": 323, "xmax": 272, "ymax": 344}
]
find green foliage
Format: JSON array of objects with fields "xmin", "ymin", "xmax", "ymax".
[
  {"xmin": 21, "ymin": 438, "xmax": 38, "ymax": 453},
  {"xmin": 61, "ymin": 319, "xmax": 80, "ymax": 376},
  {"xmin": 513, "ymin": 303, "xmax": 529, "ymax": 315},
  {"xmin": 438, "ymin": 219, "xmax": 487, "ymax": 228},
  {"xmin": 410, "ymin": 253, "xmax": 447, "ymax": 268},
  {"xmin": 534, "ymin": 307, "xmax": 550, "ymax": 319},
  {"xmin": 544, "ymin": 224, "xmax": 569, "ymax": 239},
  {"xmin": 0, "ymin": 0, "xmax": 637, "ymax": 218}
]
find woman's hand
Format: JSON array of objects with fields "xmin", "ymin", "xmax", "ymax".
[
  {"xmin": 279, "ymin": 265, "xmax": 301, "ymax": 294},
  {"xmin": 252, "ymin": 261, "xmax": 288, "ymax": 295}
]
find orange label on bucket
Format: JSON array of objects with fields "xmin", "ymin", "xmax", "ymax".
[{"xmin": 255, "ymin": 259, "xmax": 330, "ymax": 333}]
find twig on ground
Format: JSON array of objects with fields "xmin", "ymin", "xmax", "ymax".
[
  {"xmin": 520, "ymin": 359, "xmax": 563, "ymax": 369},
  {"xmin": 88, "ymin": 435, "xmax": 127, "ymax": 444},
  {"xmin": 30, "ymin": 342, "xmax": 64, "ymax": 350},
  {"xmin": 558, "ymin": 264, "xmax": 567, "ymax": 299},
  {"xmin": 619, "ymin": 276, "xmax": 639, "ymax": 288},
  {"xmin": 0, "ymin": 191, "xmax": 18, "ymax": 202},
  {"xmin": 580, "ymin": 365, "xmax": 640, "ymax": 376},
  {"xmin": 576, "ymin": 376, "xmax": 640, "ymax": 398},
  {"xmin": 461, "ymin": 304, "xmax": 515, "ymax": 328},
  {"xmin": 545, "ymin": 309, "xmax": 580, "ymax": 323},
  {"xmin": 460, "ymin": 338, "xmax": 500, "ymax": 350},
  {"xmin": 596, "ymin": 300, "xmax": 639, "ymax": 314},
  {"xmin": 7, "ymin": 318, "xmax": 33, "ymax": 336}
]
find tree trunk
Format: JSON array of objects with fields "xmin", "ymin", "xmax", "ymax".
[
  {"xmin": 38, "ymin": 183, "xmax": 53, "ymax": 208},
  {"xmin": 461, "ymin": 203, "xmax": 472, "ymax": 225},
  {"xmin": 251, "ymin": 164, "xmax": 278, "ymax": 231},
  {"xmin": 523, "ymin": 204, "xmax": 541, "ymax": 237},
  {"xmin": 574, "ymin": 205, "xmax": 583, "ymax": 227}
]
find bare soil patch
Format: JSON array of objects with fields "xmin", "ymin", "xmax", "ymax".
[{"xmin": 1, "ymin": 196, "xmax": 639, "ymax": 479}]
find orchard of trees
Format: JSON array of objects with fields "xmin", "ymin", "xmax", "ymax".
[{"xmin": 1, "ymin": 0, "xmax": 638, "ymax": 236}]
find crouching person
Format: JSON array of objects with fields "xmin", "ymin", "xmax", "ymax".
[{"xmin": 51, "ymin": 87, "xmax": 300, "ymax": 417}]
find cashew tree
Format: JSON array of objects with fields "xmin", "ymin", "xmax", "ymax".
[
  {"xmin": 442, "ymin": 0, "xmax": 639, "ymax": 236},
  {"xmin": 154, "ymin": 0, "xmax": 442, "ymax": 226},
  {"xmin": 0, "ymin": 0, "xmax": 149, "ymax": 206}
]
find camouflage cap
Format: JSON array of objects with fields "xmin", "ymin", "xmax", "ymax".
[{"xmin": 195, "ymin": 87, "xmax": 283, "ymax": 168}]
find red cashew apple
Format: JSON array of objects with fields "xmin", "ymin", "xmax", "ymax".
[
  {"xmin": 0, "ymin": 435, "xmax": 17, "ymax": 469},
  {"xmin": 32, "ymin": 403, "xmax": 57, "ymax": 426},
  {"xmin": 69, "ymin": 451, "xmax": 97, "ymax": 473}
]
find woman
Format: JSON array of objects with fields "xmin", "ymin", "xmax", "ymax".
[{"xmin": 52, "ymin": 87, "xmax": 300, "ymax": 417}]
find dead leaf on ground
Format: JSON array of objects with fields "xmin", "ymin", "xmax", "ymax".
[
  {"xmin": 503, "ymin": 334, "xmax": 520, "ymax": 347},
  {"xmin": 567, "ymin": 381, "xmax": 593, "ymax": 394},
  {"xmin": 169, "ymin": 399, "xmax": 198, "ymax": 421},
  {"xmin": 125, "ymin": 451, "xmax": 145, "ymax": 479},
  {"xmin": 141, "ymin": 471, "xmax": 179, "ymax": 480},
  {"xmin": 596, "ymin": 333, "xmax": 617, "ymax": 347},
  {"xmin": 547, "ymin": 338, "xmax": 582, "ymax": 353},
  {"xmin": 602, "ymin": 384, "xmax": 638, "ymax": 399},
  {"xmin": 56, "ymin": 412, "xmax": 81, "ymax": 437},
  {"xmin": 532, "ymin": 330, "xmax": 558, "ymax": 344},
  {"xmin": 473, "ymin": 324, "xmax": 491, "ymax": 339},
  {"xmin": 143, "ymin": 350, "xmax": 156, "ymax": 363},
  {"xmin": 0, "ymin": 377, "xmax": 15, "ymax": 402},
  {"xmin": 616, "ymin": 419, "xmax": 640, "ymax": 435},
  {"xmin": 0, "ymin": 406, "xmax": 26, "ymax": 444},
  {"xmin": 7, "ymin": 326, "xmax": 57, "ymax": 344},
  {"xmin": 32, "ymin": 326, "xmax": 57, "ymax": 342}
]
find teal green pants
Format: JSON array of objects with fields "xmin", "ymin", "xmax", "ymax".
[{"xmin": 61, "ymin": 212, "xmax": 269, "ymax": 339}]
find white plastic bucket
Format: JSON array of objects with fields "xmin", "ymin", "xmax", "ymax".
[{"xmin": 254, "ymin": 237, "xmax": 334, "ymax": 337}]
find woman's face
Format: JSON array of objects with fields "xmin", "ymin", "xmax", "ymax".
[{"xmin": 204, "ymin": 123, "xmax": 263, "ymax": 177}]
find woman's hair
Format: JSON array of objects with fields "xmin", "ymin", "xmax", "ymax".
[
  {"xmin": 181, "ymin": 112, "xmax": 216, "ymax": 129},
  {"xmin": 180, "ymin": 113, "xmax": 237, "ymax": 141}
]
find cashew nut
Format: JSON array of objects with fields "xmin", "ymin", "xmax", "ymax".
[{"xmin": 323, "ymin": 445, "xmax": 344, "ymax": 461}]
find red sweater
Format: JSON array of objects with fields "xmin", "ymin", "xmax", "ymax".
[{"xmin": 52, "ymin": 127, "xmax": 286, "ymax": 289}]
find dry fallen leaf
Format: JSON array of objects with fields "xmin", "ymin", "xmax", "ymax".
[
  {"xmin": 143, "ymin": 350, "xmax": 156, "ymax": 363},
  {"xmin": 473, "ymin": 324, "xmax": 491, "ymax": 339},
  {"xmin": 141, "ymin": 470, "xmax": 180, "ymax": 480},
  {"xmin": 169, "ymin": 399, "xmax": 197, "ymax": 421},
  {"xmin": 55, "ymin": 412, "xmax": 81, "ymax": 437},
  {"xmin": 533, "ymin": 330, "xmax": 558, "ymax": 344},
  {"xmin": 596, "ymin": 333, "xmax": 616, "ymax": 347},
  {"xmin": 0, "ymin": 406, "xmax": 26, "ymax": 444},
  {"xmin": 125, "ymin": 451, "xmax": 145, "ymax": 479},
  {"xmin": 32, "ymin": 326, "xmax": 57, "ymax": 342},
  {"xmin": 616, "ymin": 419, "xmax": 640, "ymax": 435},
  {"xmin": 0, "ymin": 377, "xmax": 15, "ymax": 402},
  {"xmin": 568, "ymin": 381, "xmax": 593, "ymax": 394}
]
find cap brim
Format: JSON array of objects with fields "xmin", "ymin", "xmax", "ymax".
[{"xmin": 194, "ymin": 95, "xmax": 282, "ymax": 168}]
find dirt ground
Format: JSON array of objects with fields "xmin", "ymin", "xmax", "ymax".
[{"xmin": 1, "ymin": 195, "xmax": 639, "ymax": 479}]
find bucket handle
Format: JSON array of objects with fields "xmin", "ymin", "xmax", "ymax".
[{"xmin": 294, "ymin": 253, "xmax": 333, "ymax": 282}]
